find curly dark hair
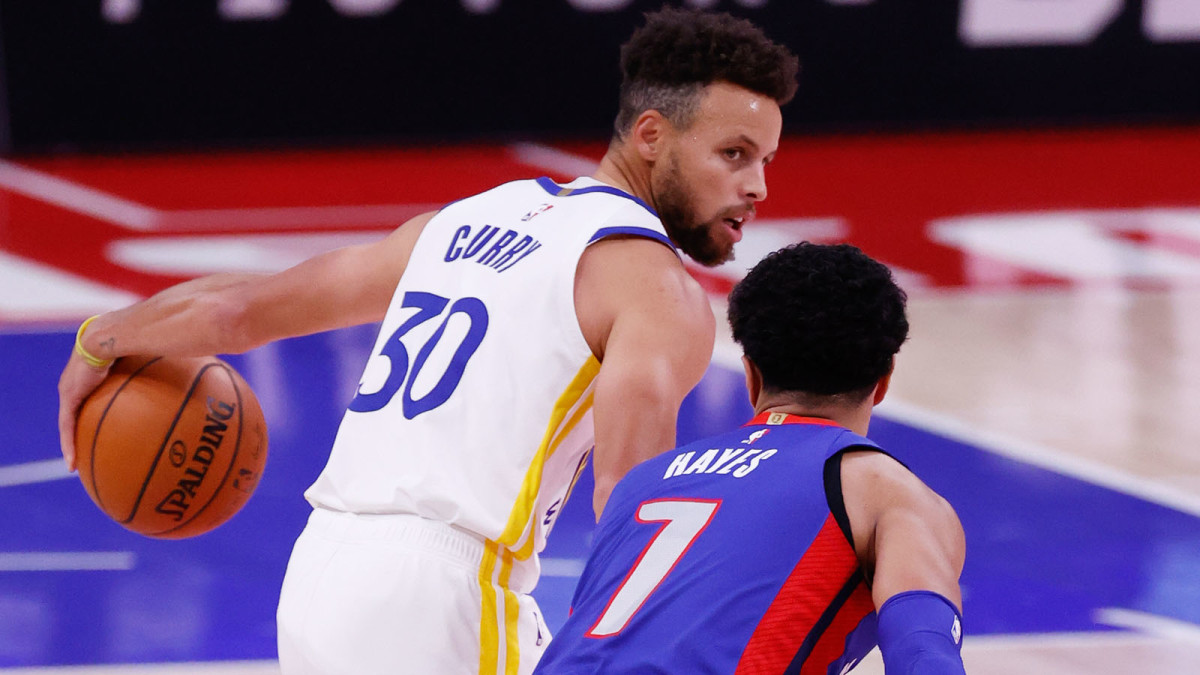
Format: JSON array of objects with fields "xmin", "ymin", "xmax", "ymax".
[
  {"xmin": 614, "ymin": 7, "xmax": 800, "ymax": 136},
  {"xmin": 728, "ymin": 242, "xmax": 909, "ymax": 400}
]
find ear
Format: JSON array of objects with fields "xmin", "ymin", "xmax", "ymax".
[
  {"xmin": 629, "ymin": 110, "xmax": 669, "ymax": 162},
  {"xmin": 871, "ymin": 358, "xmax": 896, "ymax": 406},
  {"xmin": 743, "ymin": 355, "xmax": 763, "ymax": 408}
]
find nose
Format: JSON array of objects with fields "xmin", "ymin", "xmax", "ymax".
[{"xmin": 743, "ymin": 164, "xmax": 767, "ymax": 202}]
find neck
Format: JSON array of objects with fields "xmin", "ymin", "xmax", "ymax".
[
  {"xmin": 754, "ymin": 399, "xmax": 873, "ymax": 436},
  {"xmin": 593, "ymin": 139, "xmax": 654, "ymax": 208}
]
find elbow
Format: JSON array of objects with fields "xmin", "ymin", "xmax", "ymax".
[
  {"xmin": 606, "ymin": 361, "xmax": 687, "ymax": 417},
  {"xmin": 592, "ymin": 478, "xmax": 618, "ymax": 520}
]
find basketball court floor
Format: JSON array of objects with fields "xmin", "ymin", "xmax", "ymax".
[{"xmin": 2, "ymin": 126, "xmax": 1199, "ymax": 673}]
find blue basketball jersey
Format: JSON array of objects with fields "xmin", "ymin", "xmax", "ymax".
[{"xmin": 535, "ymin": 412, "xmax": 885, "ymax": 674}]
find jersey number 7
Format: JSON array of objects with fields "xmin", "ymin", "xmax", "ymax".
[{"xmin": 586, "ymin": 498, "xmax": 721, "ymax": 638}]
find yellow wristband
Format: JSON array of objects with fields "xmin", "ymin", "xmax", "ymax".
[{"xmin": 75, "ymin": 315, "xmax": 114, "ymax": 369}]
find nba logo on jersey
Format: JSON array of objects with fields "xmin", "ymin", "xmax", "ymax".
[
  {"xmin": 766, "ymin": 412, "xmax": 789, "ymax": 425},
  {"xmin": 742, "ymin": 429, "xmax": 769, "ymax": 444},
  {"xmin": 521, "ymin": 203, "xmax": 554, "ymax": 221}
]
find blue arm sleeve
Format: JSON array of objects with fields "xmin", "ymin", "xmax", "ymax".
[{"xmin": 877, "ymin": 590, "xmax": 966, "ymax": 675}]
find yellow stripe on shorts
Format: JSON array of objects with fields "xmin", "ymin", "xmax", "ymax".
[
  {"xmin": 500, "ymin": 547, "xmax": 521, "ymax": 675},
  {"xmin": 478, "ymin": 542, "xmax": 524, "ymax": 675},
  {"xmin": 478, "ymin": 540, "xmax": 501, "ymax": 675}
]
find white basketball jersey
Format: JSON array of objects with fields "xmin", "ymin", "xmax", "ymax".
[{"xmin": 304, "ymin": 176, "xmax": 674, "ymax": 591}]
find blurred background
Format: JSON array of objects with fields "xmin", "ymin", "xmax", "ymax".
[
  {"xmin": 3, "ymin": 0, "xmax": 1199, "ymax": 151},
  {"xmin": 2, "ymin": 1, "xmax": 1199, "ymax": 673}
]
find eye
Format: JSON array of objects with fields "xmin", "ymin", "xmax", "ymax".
[{"xmin": 723, "ymin": 147, "xmax": 745, "ymax": 161}]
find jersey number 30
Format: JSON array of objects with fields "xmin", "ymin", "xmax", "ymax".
[
  {"xmin": 586, "ymin": 498, "xmax": 721, "ymax": 638},
  {"xmin": 349, "ymin": 291, "xmax": 488, "ymax": 418}
]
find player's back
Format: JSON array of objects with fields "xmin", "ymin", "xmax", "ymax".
[
  {"xmin": 305, "ymin": 176, "xmax": 673, "ymax": 588},
  {"xmin": 536, "ymin": 413, "xmax": 883, "ymax": 674}
]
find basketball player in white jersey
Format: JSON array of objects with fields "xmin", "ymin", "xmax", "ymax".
[{"xmin": 58, "ymin": 9, "xmax": 799, "ymax": 674}]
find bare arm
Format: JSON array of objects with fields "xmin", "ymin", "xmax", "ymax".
[
  {"xmin": 58, "ymin": 211, "xmax": 435, "ymax": 469},
  {"xmin": 575, "ymin": 238, "xmax": 715, "ymax": 518},
  {"xmin": 840, "ymin": 450, "xmax": 966, "ymax": 610}
]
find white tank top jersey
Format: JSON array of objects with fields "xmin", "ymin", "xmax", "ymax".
[{"xmin": 304, "ymin": 176, "xmax": 675, "ymax": 592}]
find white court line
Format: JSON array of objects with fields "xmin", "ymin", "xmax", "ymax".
[
  {"xmin": 540, "ymin": 557, "xmax": 585, "ymax": 578},
  {"xmin": 0, "ymin": 459, "xmax": 75, "ymax": 487},
  {"xmin": 876, "ymin": 398, "xmax": 1200, "ymax": 519},
  {"xmin": 0, "ymin": 160, "xmax": 160, "ymax": 231},
  {"xmin": 946, "ymin": 607, "xmax": 1200, "ymax": 650},
  {"xmin": 0, "ymin": 551, "xmax": 136, "ymax": 572},
  {"xmin": 157, "ymin": 204, "xmax": 442, "ymax": 230},
  {"xmin": 0, "ymin": 159, "xmax": 439, "ymax": 235},
  {"xmin": 706, "ymin": 344, "xmax": 1200, "ymax": 520},
  {"xmin": 509, "ymin": 142, "xmax": 600, "ymax": 177},
  {"xmin": 963, "ymin": 629, "xmax": 1161, "ymax": 649},
  {"xmin": 0, "ymin": 251, "xmax": 144, "ymax": 321},
  {"xmin": 1096, "ymin": 608, "xmax": 1200, "ymax": 644}
]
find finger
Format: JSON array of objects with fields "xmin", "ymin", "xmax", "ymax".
[{"xmin": 59, "ymin": 402, "xmax": 77, "ymax": 473}]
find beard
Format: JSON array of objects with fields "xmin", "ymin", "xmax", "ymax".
[{"xmin": 654, "ymin": 157, "xmax": 735, "ymax": 267}]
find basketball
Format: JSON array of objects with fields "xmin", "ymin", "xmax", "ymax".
[{"xmin": 74, "ymin": 355, "xmax": 269, "ymax": 539}]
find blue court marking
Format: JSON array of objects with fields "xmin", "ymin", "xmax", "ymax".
[
  {"xmin": 3, "ymin": 328, "xmax": 1199, "ymax": 666},
  {"xmin": 541, "ymin": 362, "xmax": 1200, "ymax": 637},
  {"xmin": 0, "ymin": 329, "xmax": 372, "ymax": 667},
  {"xmin": 868, "ymin": 415, "xmax": 1200, "ymax": 635}
]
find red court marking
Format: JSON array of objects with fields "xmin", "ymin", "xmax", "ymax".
[
  {"xmin": 562, "ymin": 126, "xmax": 1200, "ymax": 288},
  {"xmin": 2, "ymin": 126, "xmax": 1199, "ymax": 326},
  {"xmin": 16, "ymin": 146, "xmax": 546, "ymax": 209}
]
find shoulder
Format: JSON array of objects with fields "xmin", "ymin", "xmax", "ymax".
[
  {"xmin": 578, "ymin": 237, "xmax": 707, "ymax": 314},
  {"xmin": 838, "ymin": 450, "xmax": 966, "ymax": 608},
  {"xmin": 838, "ymin": 450, "xmax": 963, "ymax": 557},
  {"xmin": 575, "ymin": 237, "xmax": 713, "ymax": 360},
  {"xmin": 840, "ymin": 451, "xmax": 955, "ymax": 517}
]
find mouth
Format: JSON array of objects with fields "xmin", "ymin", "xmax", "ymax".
[
  {"xmin": 721, "ymin": 218, "xmax": 743, "ymax": 243},
  {"xmin": 722, "ymin": 213, "xmax": 751, "ymax": 242}
]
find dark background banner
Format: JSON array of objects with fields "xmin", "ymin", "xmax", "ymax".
[{"xmin": 1, "ymin": 0, "xmax": 1198, "ymax": 154}]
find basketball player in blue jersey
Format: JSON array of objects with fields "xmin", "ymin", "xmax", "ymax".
[
  {"xmin": 535, "ymin": 242, "xmax": 967, "ymax": 674},
  {"xmin": 57, "ymin": 8, "xmax": 800, "ymax": 675}
]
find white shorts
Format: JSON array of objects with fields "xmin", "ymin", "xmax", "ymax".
[{"xmin": 277, "ymin": 508, "xmax": 550, "ymax": 675}]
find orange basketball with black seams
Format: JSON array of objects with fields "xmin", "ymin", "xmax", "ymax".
[{"xmin": 74, "ymin": 355, "xmax": 269, "ymax": 539}]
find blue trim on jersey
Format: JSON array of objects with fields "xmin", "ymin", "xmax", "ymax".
[
  {"xmin": 588, "ymin": 226, "xmax": 674, "ymax": 249},
  {"xmin": 535, "ymin": 176, "xmax": 659, "ymax": 217}
]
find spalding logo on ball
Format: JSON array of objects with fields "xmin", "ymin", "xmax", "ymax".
[{"xmin": 74, "ymin": 355, "xmax": 269, "ymax": 539}]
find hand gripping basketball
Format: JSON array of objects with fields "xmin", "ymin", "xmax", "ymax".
[{"xmin": 73, "ymin": 355, "xmax": 269, "ymax": 539}]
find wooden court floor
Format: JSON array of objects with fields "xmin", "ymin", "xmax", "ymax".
[{"xmin": 2, "ymin": 127, "xmax": 1199, "ymax": 673}]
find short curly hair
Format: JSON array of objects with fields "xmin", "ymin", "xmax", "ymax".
[
  {"xmin": 614, "ymin": 7, "xmax": 800, "ymax": 137},
  {"xmin": 728, "ymin": 243, "xmax": 909, "ymax": 401}
]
